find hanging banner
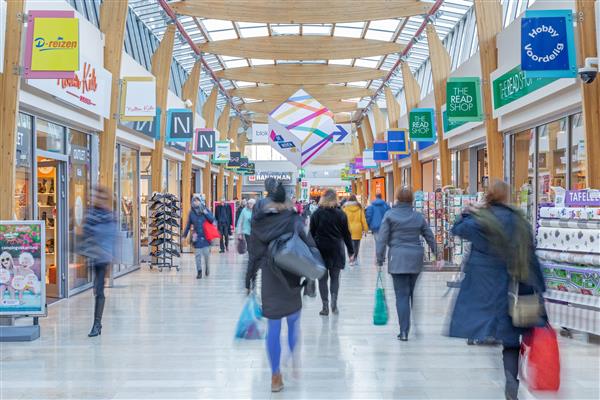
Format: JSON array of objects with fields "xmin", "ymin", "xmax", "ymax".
[
  {"xmin": 251, "ymin": 123, "xmax": 269, "ymax": 143},
  {"xmin": 387, "ymin": 129, "xmax": 409, "ymax": 155},
  {"xmin": 362, "ymin": 150, "xmax": 377, "ymax": 169},
  {"xmin": 194, "ymin": 129, "xmax": 216, "ymax": 154},
  {"xmin": 446, "ymin": 77, "xmax": 483, "ymax": 122},
  {"xmin": 0, "ymin": 221, "xmax": 46, "ymax": 316},
  {"xmin": 354, "ymin": 157, "xmax": 364, "ymax": 170},
  {"xmin": 228, "ymin": 151, "xmax": 241, "ymax": 168},
  {"xmin": 268, "ymin": 117, "xmax": 302, "ymax": 167},
  {"xmin": 521, "ymin": 9, "xmax": 577, "ymax": 78},
  {"xmin": 120, "ymin": 77, "xmax": 156, "ymax": 121},
  {"xmin": 24, "ymin": 11, "xmax": 78, "ymax": 79},
  {"xmin": 213, "ymin": 141, "xmax": 230, "ymax": 164},
  {"xmin": 166, "ymin": 109, "xmax": 194, "ymax": 142},
  {"xmin": 409, "ymin": 108, "xmax": 435, "ymax": 142},
  {"xmin": 373, "ymin": 141, "xmax": 388, "ymax": 162},
  {"xmin": 123, "ymin": 107, "xmax": 161, "ymax": 140}
]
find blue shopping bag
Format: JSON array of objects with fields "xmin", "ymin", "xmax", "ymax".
[{"xmin": 234, "ymin": 291, "xmax": 266, "ymax": 340}]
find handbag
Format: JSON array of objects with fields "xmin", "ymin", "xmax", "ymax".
[
  {"xmin": 237, "ymin": 236, "xmax": 247, "ymax": 255},
  {"xmin": 508, "ymin": 278, "xmax": 544, "ymax": 328},
  {"xmin": 303, "ymin": 279, "xmax": 317, "ymax": 297},
  {"xmin": 373, "ymin": 269, "xmax": 388, "ymax": 325},
  {"xmin": 269, "ymin": 232, "xmax": 326, "ymax": 281},
  {"xmin": 520, "ymin": 324, "xmax": 560, "ymax": 391},
  {"xmin": 202, "ymin": 220, "xmax": 220, "ymax": 242}
]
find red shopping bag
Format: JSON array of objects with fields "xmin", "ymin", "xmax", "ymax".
[
  {"xmin": 520, "ymin": 325, "xmax": 560, "ymax": 391},
  {"xmin": 202, "ymin": 220, "xmax": 220, "ymax": 242}
]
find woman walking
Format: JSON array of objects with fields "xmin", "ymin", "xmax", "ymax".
[
  {"xmin": 79, "ymin": 186, "xmax": 118, "ymax": 337},
  {"xmin": 342, "ymin": 194, "xmax": 368, "ymax": 265},
  {"xmin": 236, "ymin": 198, "xmax": 257, "ymax": 292},
  {"xmin": 448, "ymin": 180, "xmax": 545, "ymax": 400},
  {"xmin": 249, "ymin": 181, "xmax": 316, "ymax": 392},
  {"xmin": 376, "ymin": 188, "xmax": 436, "ymax": 341},
  {"xmin": 182, "ymin": 194, "xmax": 215, "ymax": 279},
  {"xmin": 310, "ymin": 189, "xmax": 354, "ymax": 316}
]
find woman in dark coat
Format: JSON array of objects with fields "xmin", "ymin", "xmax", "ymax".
[
  {"xmin": 309, "ymin": 189, "xmax": 354, "ymax": 316},
  {"xmin": 249, "ymin": 181, "xmax": 315, "ymax": 393},
  {"xmin": 449, "ymin": 180, "xmax": 546, "ymax": 400},
  {"xmin": 182, "ymin": 194, "xmax": 215, "ymax": 279},
  {"xmin": 376, "ymin": 188, "xmax": 436, "ymax": 341}
]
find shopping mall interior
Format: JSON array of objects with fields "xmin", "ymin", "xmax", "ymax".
[{"xmin": 0, "ymin": 0, "xmax": 599, "ymax": 399}]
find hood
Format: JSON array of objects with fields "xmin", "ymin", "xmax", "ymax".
[
  {"xmin": 343, "ymin": 202, "xmax": 362, "ymax": 214},
  {"xmin": 372, "ymin": 198, "xmax": 387, "ymax": 207},
  {"xmin": 251, "ymin": 199, "xmax": 297, "ymax": 243}
]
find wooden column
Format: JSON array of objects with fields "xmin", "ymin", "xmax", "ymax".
[
  {"xmin": 385, "ymin": 87, "xmax": 402, "ymax": 193},
  {"xmin": 216, "ymin": 104, "xmax": 230, "ymax": 200},
  {"xmin": 202, "ymin": 85, "xmax": 219, "ymax": 207},
  {"xmin": 576, "ymin": 0, "xmax": 600, "ymax": 187},
  {"xmin": 426, "ymin": 23, "xmax": 452, "ymax": 186},
  {"xmin": 236, "ymin": 176, "xmax": 243, "ymax": 200},
  {"xmin": 0, "ymin": 0, "xmax": 25, "ymax": 219},
  {"xmin": 227, "ymin": 117, "xmax": 241, "ymax": 199},
  {"xmin": 181, "ymin": 60, "xmax": 202, "ymax": 237},
  {"xmin": 401, "ymin": 62, "xmax": 423, "ymax": 191},
  {"xmin": 474, "ymin": 0, "xmax": 503, "ymax": 181},
  {"xmin": 150, "ymin": 24, "xmax": 176, "ymax": 193},
  {"xmin": 360, "ymin": 121, "xmax": 374, "ymax": 149},
  {"xmin": 371, "ymin": 104, "xmax": 386, "ymax": 141},
  {"xmin": 98, "ymin": 0, "xmax": 129, "ymax": 197}
]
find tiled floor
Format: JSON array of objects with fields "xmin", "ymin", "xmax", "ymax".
[{"xmin": 1, "ymin": 236, "xmax": 598, "ymax": 399}]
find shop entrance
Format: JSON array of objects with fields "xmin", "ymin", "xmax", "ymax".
[{"xmin": 36, "ymin": 155, "xmax": 67, "ymax": 301}]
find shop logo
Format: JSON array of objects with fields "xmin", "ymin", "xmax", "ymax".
[
  {"xmin": 34, "ymin": 36, "xmax": 78, "ymax": 51},
  {"xmin": 55, "ymin": 62, "xmax": 98, "ymax": 106}
]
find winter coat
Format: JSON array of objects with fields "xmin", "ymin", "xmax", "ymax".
[
  {"xmin": 182, "ymin": 207, "xmax": 215, "ymax": 249},
  {"xmin": 249, "ymin": 198, "xmax": 315, "ymax": 319},
  {"xmin": 309, "ymin": 205, "xmax": 354, "ymax": 270},
  {"xmin": 376, "ymin": 203, "xmax": 436, "ymax": 274},
  {"xmin": 343, "ymin": 202, "xmax": 368, "ymax": 240},
  {"xmin": 215, "ymin": 203, "xmax": 232, "ymax": 228},
  {"xmin": 236, "ymin": 207, "xmax": 252, "ymax": 236},
  {"xmin": 448, "ymin": 203, "xmax": 546, "ymax": 346},
  {"xmin": 366, "ymin": 198, "xmax": 391, "ymax": 232},
  {"xmin": 234, "ymin": 205, "xmax": 244, "ymax": 226},
  {"xmin": 79, "ymin": 206, "xmax": 118, "ymax": 265}
]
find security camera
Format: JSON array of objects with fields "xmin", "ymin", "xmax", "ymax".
[
  {"xmin": 578, "ymin": 57, "xmax": 599, "ymax": 84},
  {"xmin": 184, "ymin": 98, "xmax": 193, "ymax": 108}
]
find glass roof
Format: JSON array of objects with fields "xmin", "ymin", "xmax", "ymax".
[{"xmin": 129, "ymin": 0, "xmax": 475, "ymax": 115}]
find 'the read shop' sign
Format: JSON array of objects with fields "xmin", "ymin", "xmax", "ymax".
[
  {"xmin": 409, "ymin": 108, "xmax": 435, "ymax": 142},
  {"xmin": 446, "ymin": 77, "xmax": 483, "ymax": 122},
  {"xmin": 492, "ymin": 65, "xmax": 557, "ymax": 110}
]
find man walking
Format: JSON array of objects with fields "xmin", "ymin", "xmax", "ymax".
[
  {"xmin": 366, "ymin": 194, "xmax": 390, "ymax": 242},
  {"xmin": 215, "ymin": 197, "xmax": 233, "ymax": 253}
]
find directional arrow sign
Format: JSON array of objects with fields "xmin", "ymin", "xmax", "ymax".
[{"xmin": 333, "ymin": 123, "xmax": 352, "ymax": 144}]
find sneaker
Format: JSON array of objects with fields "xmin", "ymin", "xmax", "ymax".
[{"xmin": 271, "ymin": 373, "xmax": 284, "ymax": 392}]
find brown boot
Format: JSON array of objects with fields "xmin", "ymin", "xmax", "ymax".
[{"xmin": 271, "ymin": 373, "xmax": 284, "ymax": 392}]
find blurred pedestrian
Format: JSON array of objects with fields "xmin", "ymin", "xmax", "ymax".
[
  {"xmin": 342, "ymin": 194, "xmax": 368, "ymax": 265},
  {"xmin": 366, "ymin": 193, "xmax": 391, "ymax": 242},
  {"xmin": 310, "ymin": 189, "xmax": 354, "ymax": 316},
  {"xmin": 448, "ymin": 180, "xmax": 546, "ymax": 400},
  {"xmin": 237, "ymin": 198, "xmax": 257, "ymax": 292},
  {"xmin": 215, "ymin": 197, "xmax": 233, "ymax": 253},
  {"xmin": 182, "ymin": 194, "xmax": 215, "ymax": 279},
  {"xmin": 235, "ymin": 198, "xmax": 247, "ymax": 226},
  {"xmin": 376, "ymin": 188, "xmax": 436, "ymax": 341}
]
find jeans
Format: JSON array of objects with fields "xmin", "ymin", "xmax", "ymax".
[
  {"xmin": 391, "ymin": 273, "xmax": 419, "ymax": 334},
  {"xmin": 267, "ymin": 311, "xmax": 301, "ymax": 374},
  {"xmin": 318, "ymin": 267, "xmax": 341, "ymax": 303},
  {"xmin": 218, "ymin": 225, "xmax": 229, "ymax": 251},
  {"xmin": 503, "ymin": 345, "xmax": 520, "ymax": 399},
  {"xmin": 93, "ymin": 263, "xmax": 108, "ymax": 300},
  {"xmin": 194, "ymin": 247, "xmax": 210, "ymax": 273},
  {"xmin": 244, "ymin": 234, "xmax": 259, "ymax": 290},
  {"xmin": 352, "ymin": 239, "xmax": 361, "ymax": 259}
]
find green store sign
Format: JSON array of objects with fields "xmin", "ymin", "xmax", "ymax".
[
  {"xmin": 442, "ymin": 110, "xmax": 467, "ymax": 134},
  {"xmin": 409, "ymin": 108, "xmax": 435, "ymax": 142},
  {"xmin": 492, "ymin": 65, "xmax": 558, "ymax": 110},
  {"xmin": 446, "ymin": 77, "xmax": 483, "ymax": 122}
]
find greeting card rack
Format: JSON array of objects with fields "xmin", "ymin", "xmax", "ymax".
[{"xmin": 148, "ymin": 192, "xmax": 181, "ymax": 271}]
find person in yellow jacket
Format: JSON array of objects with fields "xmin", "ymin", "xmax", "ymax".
[{"xmin": 342, "ymin": 194, "xmax": 368, "ymax": 265}]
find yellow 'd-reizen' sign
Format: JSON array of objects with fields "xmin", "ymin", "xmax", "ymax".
[{"xmin": 31, "ymin": 17, "xmax": 79, "ymax": 71}]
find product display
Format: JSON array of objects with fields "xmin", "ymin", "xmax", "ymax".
[
  {"xmin": 536, "ymin": 227, "xmax": 600, "ymax": 254},
  {"xmin": 148, "ymin": 192, "xmax": 181, "ymax": 271}
]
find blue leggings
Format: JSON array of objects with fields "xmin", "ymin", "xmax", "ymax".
[{"xmin": 266, "ymin": 311, "xmax": 301, "ymax": 374}]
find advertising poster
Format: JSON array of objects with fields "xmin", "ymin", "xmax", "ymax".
[
  {"xmin": 446, "ymin": 77, "xmax": 483, "ymax": 122},
  {"xmin": 0, "ymin": 221, "xmax": 45, "ymax": 316},
  {"xmin": 371, "ymin": 177, "xmax": 386, "ymax": 201},
  {"xmin": 409, "ymin": 108, "xmax": 436, "ymax": 142},
  {"xmin": 213, "ymin": 141, "xmax": 231, "ymax": 164},
  {"xmin": 120, "ymin": 77, "xmax": 156, "ymax": 121}
]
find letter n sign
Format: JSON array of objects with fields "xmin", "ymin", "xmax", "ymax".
[
  {"xmin": 166, "ymin": 108, "xmax": 194, "ymax": 142},
  {"xmin": 194, "ymin": 129, "xmax": 215, "ymax": 154}
]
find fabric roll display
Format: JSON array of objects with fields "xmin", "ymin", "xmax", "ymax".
[
  {"xmin": 542, "ymin": 262, "xmax": 600, "ymax": 296},
  {"xmin": 537, "ymin": 250, "xmax": 600, "ymax": 267},
  {"xmin": 537, "ymin": 227, "xmax": 600, "ymax": 254},
  {"xmin": 538, "ymin": 206, "xmax": 600, "ymax": 221},
  {"xmin": 539, "ymin": 219, "xmax": 600, "ymax": 230}
]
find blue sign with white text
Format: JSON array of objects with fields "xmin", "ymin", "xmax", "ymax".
[
  {"xmin": 521, "ymin": 9, "xmax": 576, "ymax": 78},
  {"xmin": 387, "ymin": 129, "xmax": 409, "ymax": 155},
  {"xmin": 373, "ymin": 142, "xmax": 388, "ymax": 162}
]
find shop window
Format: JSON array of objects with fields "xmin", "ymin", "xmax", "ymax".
[
  {"xmin": 511, "ymin": 129, "xmax": 535, "ymax": 220},
  {"xmin": 538, "ymin": 118, "xmax": 568, "ymax": 203},
  {"xmin": 457, "ymin": 149, "xmax": 469, "ymax": 192},
  {"xmin": 477, "ymin": 148, "xmax": 489, "ymax": 192},
  {"xmin": 118, "ymin": 145, "xmax": 139, "ymax": 267},
  {"xmin": 36, "ymin": 119, "xmax": 65, "ymax": 153},
  {"xmin": 570, "ymin": 113, "xmax": 586, "ymax": 189},
  {"xmin": 15, "ymin": 113, "xmax": 33, "ymax": 220}
]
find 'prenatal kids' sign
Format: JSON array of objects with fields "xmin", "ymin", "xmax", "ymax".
[{"xmin": 409, "ymin": 108, "xmax": 435, "ymax": 142}]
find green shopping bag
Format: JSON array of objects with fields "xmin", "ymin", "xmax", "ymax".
[{"xmin": 373, "ymin": 270, "xmax": 388, "ymax": 325}]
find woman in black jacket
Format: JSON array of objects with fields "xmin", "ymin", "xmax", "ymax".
[
  {"xmin": 249, "ymin": 181, "xmax": 315, "ymax": 393},
  {"xmin": 309, "ymin": 189, "xmax": 354, "ymax": 316},
  {"xmin": 182, "ymin": 194, "xmax": 215, "ymax": 279}
]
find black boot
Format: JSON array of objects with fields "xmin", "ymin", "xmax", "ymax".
[
  {"xmin": 88, "ymin": 297, "xmax": 105, "ymax": 337},
  {"xmin": 319, "ymin": 301, "xmax": 329, "ymax": 316},
  {"xmin": 196, "ymin": 270, "xmax": 202, "ymax": 279},
  {"xmin": 331, "ymin": 294, "xmax": 339, "ymax": 315},
  {"xmin": 205, "ymin": 265, "xmax": 209, "ymax": 276},
  {"xmin": 505, "ymin": 372, "xmax": 519, "ymax": 400}
]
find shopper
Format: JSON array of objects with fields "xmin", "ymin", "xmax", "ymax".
[
  {"xmin": 249, "ymin": 181, "xmax": 315, "ymax": 392},
  {"xmin": 448, "ymin": 180, "xmax": 546, "ymax": 400},
  {"xmin": 366, "ymin": 193, "xmax": 391, "ymax": 241},
  {"xmin": 182, "ymin": 194, "xmax": 215, "ymax": 279},
  {"xmin": 376, "ymin": 187, "xmax": 436, "ymax": 341},
  {"xmin": 236, "ymin": 198, "xmax": 258, "ymax": 292},
  {"xmin": 235, "ymin": 198, "xmax": 247, "ymax": 226},
  {"xmin": 215, "ymin": 197, "xmax": 233, "ymax": 253},
  {"xmin": 310, "ymin": 189, "xmax": 354, "ymax": 316},
  {"xmin": 342, "ymin": 194, "xmax": 368, "ymax": 265},
  {"xmin": 78, "ymin": 186, "xmax": 118, "ymax": 338}
]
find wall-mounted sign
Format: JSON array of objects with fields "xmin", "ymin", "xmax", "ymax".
[
  {"xmin": 248, "ymin": 171, "xmax": 293, "ymax": 183},
  {"xmin": 123, "ymin": 107, "xmax": 161, "ymax": 140},
  {"xmin": 213, "ymin": 141, "xmax": 230, "ymax": 164},
  {"xmin": 362, "ymin": 150, "xmax": 377, "ymax": 169},
  {"xmin": 446, "ymin": 77, "xmax": 483, "ymax": 122},
  {"xmin": 387, "ymin": 129, "xmax": 409, "ymax": 155},
  {"xmin": 27, "ymin": 57, "xmax": 112, "ymax": 118},
  {"xmin": 521, "ymin": 9, "xmax": 577, "ymax": 78},
  {"xmin": 194, "ymin": 129, "xmax": 215, "ymax": 154},
  {"xmin": 252, "ymin": 123, "xmax": 269, "ymax": 143},
  {"xmin": 442, "ymin": 110, "xmax": 467, "ymax": 135},
  {"xmin": 166, "ymin": 109, "xmax": 193, "ymax": 142},
  {"xmin": 409, "ymin": 108, "xmax": 435, "ymax": 142},
  {"xmin": 120, "ymin": 77, "xmax": 156, "ymax": 121},
  {"xmin": 24, "ymin": 10, "xmax": 78, "ymax": 79},
  {"xmin": 373, "ymin": 141, "xmax": 388, "ymax": 162},
  {"xmin": 492, "ymin": 65, "xmax": 557, "ymax": 110},
  {"xmin": 564, "ymin": 189, "xmax": 600, "ymax": 207},
  {"xmin": 228, "ymin": 151, "xmax": 241, "ymax": 168}
]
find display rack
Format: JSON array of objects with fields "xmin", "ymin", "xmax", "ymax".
[{"xmin": 148, "ymin": 192, "xmax": 181, "ymax": 271}]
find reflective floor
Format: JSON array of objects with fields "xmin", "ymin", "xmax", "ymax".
[{"xmin": 1, "ymin": 236, "xmax": 599, "ymax": 399}]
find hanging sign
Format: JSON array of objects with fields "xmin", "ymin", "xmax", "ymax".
[
  {"xmin": 442, "ymin": 109, "xmax": 467, "ymax": 135},
  {"xmin": 521, "ymin": 9, "xmax": 577, "ymax": 78},
  {"xmin": 409, "ymin": 108, "xmax": 435, "ymax": 142},
  {"xmin": 387, "ymin": 129, "xmax": 409, "ymax": 155},
  {"xmin": 362, "ymin": 150, "xmax": 377, "ymax": 169},
  {"xmin": 268, "ymin": 118, "xmax": 302, "ymax": 167},
  {"xmin": 194, "ymin": 129, "xmax": 215, "ymax": 154},
  {"xmin": 373, "ymin": 141, "xmax": 388, "ymax": 162},
  {"xmin": 120, "ymin": 77, "xmax": 156, "ymax": 121},
  {"xmin": 251, "ymin": 123, "xmax": 269, "ymax": 143},
  {"xmin": 354, "ymin": 157, "xmax": 364, "ymax": 170},
  {"xmin": 123, "ymin": 107, "xmax": 161, "ymax": 140},
  {"xmin": 24, "ymin": 11, "xmax": 79, "ymax": 79},
  {"xmin": 446, "ymin": 77, "xmax": 483, "ymax": 122},
  {"xmin": 245, "ymin": 162, "xmax": 255, "ymax": 175},
  {"xmin": 0, "ymin": 221, "xmax": 46, "ymax": 316},
  {"xmin": 417, "ymin": 140, "xmax": 435, "ymax": 151},
  {"xmin": 27, "ymin": 56, "xmax": 112, "ymax": 118},
  {"xmin": 227, "ymin": 151, "xmax": 241, "ymax": 168},
  {"xmin": 166, "ymin": 109, "xmax": 193, "ymax": 142},
  {"xmin": 213, "ymin": 141, "xmax": 230, "ymax": 164},
  {"xmin": 564, "ymin": 189, "xmax": 600, "ymax": 207}
]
